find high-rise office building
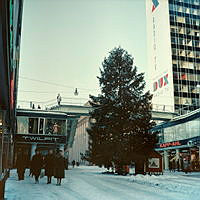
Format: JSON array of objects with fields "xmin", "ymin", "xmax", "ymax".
[{"xmin": 146, "ymin": 0, "xmax": 200, "ymax": 114}]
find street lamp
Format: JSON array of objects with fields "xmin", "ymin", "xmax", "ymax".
[{"xmin": 74, "ymin": 88, "xmax": 78, "ymax": 96}]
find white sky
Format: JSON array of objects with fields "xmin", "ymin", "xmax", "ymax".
[{"xmin": 18, "ymin": 0, "xmax": 148, "ymax": 108}]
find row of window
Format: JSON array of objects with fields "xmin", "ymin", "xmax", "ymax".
[
  {"xmin": 171, "ymin": 36, "xmax": 200, "ymax": 47},
  {"xmin": 159, "ymin": 118, "xmax": 200, "ymax": 143},
  {"xmin": 17, "ymin": 116, "xmax": 66, "ymax": 135},
  {"xmin": 173, "ymin": 71, "xmax": 200, "ymax": 81},
  {"xmin": 174, "ymin": 96, "xmax": 200, "ymax": 106},
  {"xmin": 174, "ymin": 83, "xmax": 200, "ymax": 94},
  {"xmin": 172, "ymin": 55, "xmax": 200, "ymax": 64},
  {"xmin": 169, "ymin": 3, "xmax": 200, "ymax": 16},
  {"xmin": 172, "ymin": 48, "xmax": 200, "ymax": 58},
  {"xmin": 170, "ymin": 15, "xmax": 200, "ymax": 26},
  {"xmin": 170, "ymin": 0, "xmax": 200, "ymax": 6},
  {"xmin": 173, "ymin": 60, "xmax": 200, "ymax": 70},
  {"xmin": 173, "ymin": 64, "xmax": 200, "ymax": 73},
  {"xmin": 171, "ymin": 26, "xmax": 200, "ymax": 37}
]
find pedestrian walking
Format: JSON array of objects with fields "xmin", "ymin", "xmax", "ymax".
[
  {"xmin": 31, "ymin": 149, "xmax": 43, "ymax": 183},
  {"xmin": 44, "ymin": 149, "xmax": 55, "ymax": 184},
  {"xmin": 76, "ymin": 161, "xmax": 80, "ymax": 167},
  {"xmin": 72, "ymin": 160, "xmax": 75, "ymax": 168},
  {"xmin": 16, "ymin": 150, "xmax": 26, "ymax": 181},
  {"xmin": 54, "ymin": 150, "xmax": 66, "ymax": 186},
  {"xmin": 57, "ymin": 93, "xmax": 62, "ymax": 106}
]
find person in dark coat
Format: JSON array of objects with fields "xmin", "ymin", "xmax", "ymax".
[
  {"xmin": 72, "ymin": 160, "xmax": 75, "ymax": 168},
  {"xmin": 16, "ymin": 151, "xmax": 26, "ymax": 181},
  {"xmin": 54, "ymin": 150, "xmax": 66, "ymax": 186},
  {"xmin": 44, "ymin": 149, "xmax": 55, "ymax": 184},
  {"xmin": 31, "ymin": 149, "xmax": 43, "ymax": 183}
]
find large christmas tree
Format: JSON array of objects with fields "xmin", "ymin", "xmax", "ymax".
[{"xmin": 87, "ymin": 47, "xmax": 156, "ymax": 168}]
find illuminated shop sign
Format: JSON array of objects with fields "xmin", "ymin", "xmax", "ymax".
[
  {"xmin": 14, "ymin": 134, "xmax": 66, "ymax": 144},
  {"xmin": 153, "ymin": 73, "xmax": 169, "ymax": 92},
  {"xmin": 159, "ymin": 141, "xmax": 181, "ymax": 148}
]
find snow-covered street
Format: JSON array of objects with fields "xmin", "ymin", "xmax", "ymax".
[{"xmin": 5, "ymin": 166, "xmax": 200, "ymax": 200}]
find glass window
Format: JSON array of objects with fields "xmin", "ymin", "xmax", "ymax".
[
  {"xmin": 181, "ymin": 84, "xmax": 188, "ymax": 92},
  {"xmin": 169, "ymin": 4, "xmax": 173, "ymax": 10},
  {"xmin": 180, "ymin": 97, "xmax": 191, "ymax": 105},
  {"xmin": 17, "ymin": 116, "xmax": 29, "ymax": 134},
  {"xmin": 197, "ymin": 74, "xmax": 200, "ymax": 81},
  {"xmin": 171, "ymin": 37, "xmax": 176, "ymax": 44},
  {"xmin": 190, "ymin": 86, "xmax": 196, "ymax": 93},
  {"xmin": 192, "ymin": 98, "xmax": 197, "ymax": 105},
  {"xmin": 179, "ymin": 38, "xmax": 185, "ymax": 45},
  {"xmin": 174, "ymin": 96, "xmax": 180, "ymax": 104},
  {"xmin": 194, "ymin": 0, "xmax": 199, "ymax": 5},
  {"xmin": 45, "ymin": 119, "xmax": 66, "ymax": 135},
  {"xmin": 171, "ymin": 27, "xmax": 175, "ymax": 33},
  {"xmin": 192, "ymin": 19, "xmax": 197, "ymax": 26},
  {"xmin": 195, "ymin": 63, "xmax": 200, "ymax": 70},
  {"xmin": 177, "ymin": 16, "xmax": 185, "ymax": 23},
  {"xmin": 190, "ymin": 8, "xmax": 194, "ymax": 14},
  {"xmin": 172, "ymin": 48, "xmax": 177, "ymax": 55},
  {"xmin": 194, "ymin": 31, "xmax": 199, "ymax": 37},
  {"xmin": 178, "ymin": 5, "xmax": 182, "ymax": 12},
  {"xmin": 188, "ymin": 62, "xmax": 194, "ymax": 69},
  {"xmin": 39, "ymin": 118, "xmax": 44, "ymax": 134},
  {"xmin": 180, "ymin": 61, "xmax": 187, "ymax": 68},
  {"xmin": 185, "ymin": 17, "xmax": 190, "ymax": 24},
  {"xmin": 29, "ymin": 118, "xmax": 38, "ymax": 134},
  {"xmin": 188, "ymin": 73, "xmax": 195, "ymax": 81}
]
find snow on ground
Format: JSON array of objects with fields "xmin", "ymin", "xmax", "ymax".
[{"xmin": 5, "ymin": 166, "xmax": 200, "ymax": 200}]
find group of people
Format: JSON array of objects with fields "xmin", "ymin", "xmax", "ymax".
[
  {"xmin": 169, "ymin": 154, "xmax": 199, "ymax": 173},
  {"xmin": 16, "ymin": 149, "xmax": 66, "ymax": 186}
]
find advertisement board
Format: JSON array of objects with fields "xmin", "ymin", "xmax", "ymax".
[{"xmin": 146, "ymin": 0, "xmax": 174, "ymax": 111}]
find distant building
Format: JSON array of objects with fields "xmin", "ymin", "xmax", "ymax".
[
  {"xmin": 146, "ymin": 0, "xmax": 200, "ymax": 115},
  {"xmin": 68, "ymin": 115, "xmax": 90, "ymax": 165}
]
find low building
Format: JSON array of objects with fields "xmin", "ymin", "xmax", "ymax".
[
  {"xmin": 68, "ymin": 115, "xmax": 90, "ymax": 165},
  {"xmin": 152, "ymin": 108, "xmax": 200, "ymax": 171},
  {"xmin": 14, "ymin": 109, "xmax": 68, "ymax": 164}
]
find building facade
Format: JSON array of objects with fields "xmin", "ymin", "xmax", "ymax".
[
  {"xmin": 146, "ymin": 0, "xmax": 200, "ymax": 114},
  {"xmin": 0, "ymin": 0, "xmax": 23, "ymax": 198},
  {"xmin": 152, "ymin": 108, "xmax": 200, "ymax": 171},
  {"xmin": 14, "ymin": 109, "xmax": 68, "ymax": 167},
  {"xmin": 68, "ymin": 116, "xmax": 90, "ymax": 165}
]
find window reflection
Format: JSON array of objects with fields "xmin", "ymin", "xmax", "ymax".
[
  {"xmin": 17, "ymin": 116, "xmax": 66, "ymax": 135},
  {"xmin": 45, "ymin": 119, "xmax": 66, "ymax": 135},
  {"xmin": 29, "ymin": 118, "xmax": 38, "ymax": 134}
]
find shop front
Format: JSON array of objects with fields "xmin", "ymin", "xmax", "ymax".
[
  {"xmin": 14, "ymin": 134, "xmax": 67, "ymax": 168},
  {"xmin": 156, "ymin": 136, "xmax": 200, "ymax": 172}
]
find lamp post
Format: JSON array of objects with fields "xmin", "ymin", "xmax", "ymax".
[{"xmin": 74, "ymin": 88, "xmax": 78, "ymax": 96}]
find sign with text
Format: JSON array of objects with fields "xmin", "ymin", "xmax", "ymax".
[
  {"xmin": 159, "ymin": 141, "xmax": 181, "ymax": 148},
  {"xmin": 14, "ymin": 134, "xmax": 66, "ymax": 144},
  {"xmin": 148, "ymin": 158, "xmax": 160, "ymax": 169}
]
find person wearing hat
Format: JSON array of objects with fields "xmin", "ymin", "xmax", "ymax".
[
  {"xmin": 44, "ymin": 149, "xmax": 55, "ymax": 184},
  {"xmin": 54, "ymin": 150, "xmax": 66, "ymax": 186},
  {"xmin": 31, "ymin": 149, "xmax": 43, "ymax": 183}
]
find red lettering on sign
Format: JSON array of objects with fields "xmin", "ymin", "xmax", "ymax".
[
  {"xmin": 153, "ymin": 73, "xmax": 169, "ymax": 92},
  {"xmin": 159, "ymin": 141, "xmax": 181, "ymax": 148}
]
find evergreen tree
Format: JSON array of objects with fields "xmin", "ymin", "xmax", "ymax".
[{"xmin": 87, "ymin": 47, "xmax": 156, "ymax": 168}]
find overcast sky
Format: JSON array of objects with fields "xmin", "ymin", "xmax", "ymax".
[{"xmin": 18, "ymin": 0, "xmax": 147, "ymax": 108}]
